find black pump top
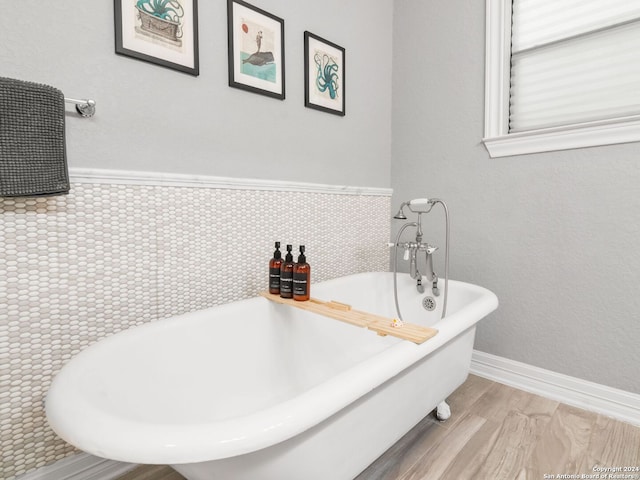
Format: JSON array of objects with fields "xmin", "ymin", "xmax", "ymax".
[
  {"xmin": 297, "ymin": 245, "xmax": 306, "ymax": 263},
  {"xmin": 273, "ymin": 241, "xmax": 281, "ymax": 259},
  {"xmin": 285, "ymin": 244, "xmax": 293, "ymax": 262}
]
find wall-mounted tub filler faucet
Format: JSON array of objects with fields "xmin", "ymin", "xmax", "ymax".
[{"xmin": 390, "ymin": 198, "xmax": 450, "ymax": 321}]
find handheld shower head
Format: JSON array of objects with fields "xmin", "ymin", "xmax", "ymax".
[
  {"xmin": 393, "ymin": 198, "xmax": 435, "ymax": 219},
  {"xmin": 407, "ymin": 198, "xmax": 435, "ymax": 213},
  {"xmin": 393, "ymin": 205, "xmax": 407, "ymax": 220}
]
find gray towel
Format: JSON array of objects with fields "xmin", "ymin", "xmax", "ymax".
[{"xmin": 0, "ymin": 77, "xmax": 69, "ymax": 197}]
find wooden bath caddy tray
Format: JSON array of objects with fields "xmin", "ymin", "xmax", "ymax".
[{"xmin": 259, "ymin": 292, "xmax": 438, "ymax": 344}]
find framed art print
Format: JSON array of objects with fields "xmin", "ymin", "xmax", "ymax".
[
  {"xmin": 304, "ymin": 31, "xmax": 345, "ymax": 116},
  {"xmin": 114, "ymin": 0, "xmax": 199, "ymax": 75},
  {"xmin": 227, "ymin": 0, "xmax": 285, "ymax": 99}
]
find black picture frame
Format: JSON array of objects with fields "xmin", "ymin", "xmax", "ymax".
[
  {"xmin": 304, "ymin": 31, "xmax": 345, "ymax": 116},
  {"xmin": 227, "ymin": 0, "xmax": 285, "ymax": 99},
  {"xmin": 114, "ymin": 0, "xmax": 199, "ymax": 76}
]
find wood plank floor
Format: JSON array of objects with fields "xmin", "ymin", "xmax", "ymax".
[{"xmin": 117, "ymin": 375, "xmax": 640, "ymax": 480}]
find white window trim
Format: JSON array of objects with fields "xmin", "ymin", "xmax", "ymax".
[{"xmin": 483, "ymin": 0, "xmax": 640, "ymax": 158}]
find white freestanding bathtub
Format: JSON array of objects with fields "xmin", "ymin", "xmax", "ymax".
[{"xmin": 46, "ymin": 272, "xmax": 498, "ymax": 480}]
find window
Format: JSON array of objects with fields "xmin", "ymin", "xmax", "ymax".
[{"xmin": 483, "ymin": 0, "xmax": 640, "ymax": 157}]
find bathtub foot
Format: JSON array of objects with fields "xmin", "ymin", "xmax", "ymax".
[{"xmin": 435, "ymin": 400, "xmax": 451, "ymax": 422}]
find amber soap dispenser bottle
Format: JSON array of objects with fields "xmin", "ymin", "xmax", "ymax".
[
  {"xmin": 293, "ymin": 245, "xmax": 310, "ymax": 301},
  {"xmin": 280, "ymin": 244, "xmax": 294, "ymax": 298},
  {"xmin": 269, "ymin": 242, "xmax": 283, "ymax": 294}
]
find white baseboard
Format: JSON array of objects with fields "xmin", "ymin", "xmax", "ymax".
[
  {"xmin": 470, "ymin": 350, "xmax": 640, "ymax": 426},
  {"xmin": 16, "ymin": 453, "xmax": 136, "ymax": 480}
]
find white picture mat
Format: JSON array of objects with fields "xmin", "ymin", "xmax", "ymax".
[
  {"xmin": 232, "ymin": 1, "xmax": 283, "ymax": 94},
  {"xmin": 120, "ymin": 0, "xmax": 196, "ymax": 69},
  {"xmin": 307, "ymin": 36, "xmax": 344, "ymax": 111}
]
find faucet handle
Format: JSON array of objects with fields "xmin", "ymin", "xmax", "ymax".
[
  {"xmin": 417, "ymin": 244, "xmax": 438, "ymax": 254},
  {"xmin": 388, "ymin": 241, "xmax": 414, "ymax": 261}
]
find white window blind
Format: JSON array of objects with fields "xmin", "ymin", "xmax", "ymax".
[{"xmin": 509, "ymin": 0, "xmax": 640, "ymax": 133}]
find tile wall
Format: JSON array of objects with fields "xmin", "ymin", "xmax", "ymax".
[{"xmin": 0, "ymin": 179, "xmax": 391, "ymax": 479}]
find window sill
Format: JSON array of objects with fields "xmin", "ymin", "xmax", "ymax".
[
  {"xmin": 483, "ymin": 116, "xmax": 640, "ymax": 158},
  {"xmin": 483, "ymin": 0, "xmax": 640, "ymax": 158}
]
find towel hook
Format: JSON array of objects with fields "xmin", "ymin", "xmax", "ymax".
[{"xmin": 64, "ymin": 98, "xmax": 96, "ymax": 117}]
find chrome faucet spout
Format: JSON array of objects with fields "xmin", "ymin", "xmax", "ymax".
[
  {"xmin": 425, "ymin": 248, "xmax": 435, "ymax": 283},
  {"xmin": 409, "ymin": 246, "xmax": 420, "ymax": 281}
]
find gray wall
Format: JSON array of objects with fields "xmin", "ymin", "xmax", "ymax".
[
  {"xmin": 392, "ymin": 0, "xmax": 640, "ymax": 393},
  {"xmin": 1, "ymin": 0, "xmax": 392, "ymax": 187}
]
